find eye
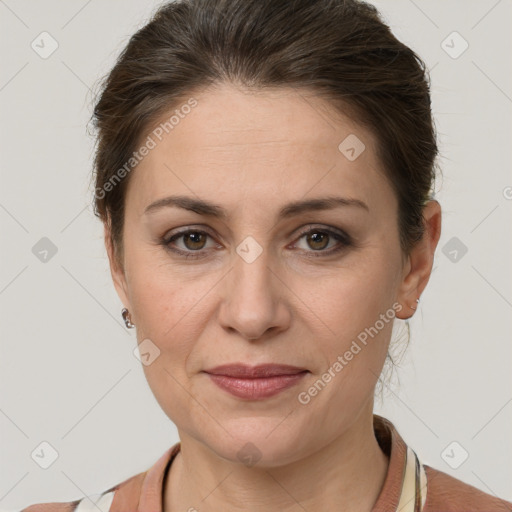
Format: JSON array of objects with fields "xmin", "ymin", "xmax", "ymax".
[
  {"xmin": 162, "ymin": 229, "xmax": 217, "ymax": 259},
  {"xmin": 292, "ymin": 226, "xmax": 351, "ymax": 257},
  {"xmin": 161, "ymin": 225, "xmax": 352, "ymax": 260}
]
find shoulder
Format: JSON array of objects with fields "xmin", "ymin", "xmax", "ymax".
[
  {"xmin": 424, "ymin": 465, "xmax": 512, "ymax": 511},
  {"xmin": 20, "ymin": 492, "xmax": 114, "ymax": 512},
  {"xmin": 20, "ymin": 471, "xmax": 145, "ymax": 512},
  {"xmin": 20, "ymin": 443, "xmax": 179, "ymax": 512},
  {"xmin": 20, "ymin": 500, "xmax": 81, "ymax": 512}
]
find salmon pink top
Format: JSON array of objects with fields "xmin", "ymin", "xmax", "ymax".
[{"xmin": 21, "ymin": 415, "xmax": 512, "ymax": 512}]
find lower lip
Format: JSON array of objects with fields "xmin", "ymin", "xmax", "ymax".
[{"xmin": 206, "ymin": 372, "xmax": 308, "ymax": 400}]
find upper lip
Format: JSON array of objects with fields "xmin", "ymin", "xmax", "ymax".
[{"xmin": 203, "ymin": 363, "xmax": 308, "ymax": 378}]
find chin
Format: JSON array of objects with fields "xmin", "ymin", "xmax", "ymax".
[{"xmin": 200, "ymin": 416, "xmax": 312, "ymax": 468}]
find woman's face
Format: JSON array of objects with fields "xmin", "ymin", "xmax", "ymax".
[{"xmin": 109, "ymin": 83, "xmax": 409, "ymax": 465}]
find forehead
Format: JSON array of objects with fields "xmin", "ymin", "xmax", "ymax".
[{"xmin": 126, "ymin": 83, "xmax": 393, "ymax": 218}]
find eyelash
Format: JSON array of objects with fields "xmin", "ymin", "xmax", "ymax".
[{"xmin": 161, "ymin": 226, "xmax": 352, "ymax": 260}]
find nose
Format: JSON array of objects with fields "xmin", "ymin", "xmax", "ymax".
[{"xmin": 217, "ymin": 246, "xmax": 291, "ymax": 342}]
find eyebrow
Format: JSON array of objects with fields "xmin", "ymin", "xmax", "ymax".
[{"xmin": 143, "ymin": 194, "xmax": 369, "ymax": 219}]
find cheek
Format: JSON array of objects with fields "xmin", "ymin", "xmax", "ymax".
[
  {"xmin": 302, "ymin": 253, "xmax": 400, "ymax": 345},
  {"xmin": 123, "ymin": 245, "xmax": 209, "ymax": 359},
  {"xmin": 295, "ymin": 248, "xmax": 400, "ymax": 399},
  {"xmin": 129, "ymin": 272, "xmax": 210, "ymax": 354},
  {"xmin": 295, "ymin": 274, "xmax": 396, "ymax": 429},
  {"xmin": 126, "ymin": 262, "xmax": 215, "ymax": 426}
]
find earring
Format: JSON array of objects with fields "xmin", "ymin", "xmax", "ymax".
[
  {"xmin": 410, "ymin": 298, "xmax": 420, "ymax": 311},
  {"xmin": 121, "ymin": 307, "xmax": 135, "ymax": 329}
]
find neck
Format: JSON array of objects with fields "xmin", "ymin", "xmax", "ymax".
[{"xmin": 164, "ymin": 409, "xmax": 388, "ymax": 512}]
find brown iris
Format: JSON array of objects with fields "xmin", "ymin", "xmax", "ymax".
[
  {"xmin": 306, "ymin": 231, "xmax": 330, "ymax": 251},
  {"xmin": 182, "ymin": 231, "xmax": 207, "ymax": 250}
]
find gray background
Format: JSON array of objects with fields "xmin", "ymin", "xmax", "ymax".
[{"xmin": 1, "ymin": 0, "xmax": 511, "ymax": 509}]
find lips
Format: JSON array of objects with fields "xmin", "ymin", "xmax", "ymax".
[
  {"xmin": 203, "ymin": 363, "xmax": 308, "ymax": 378},
  {"xmin": 203, "ymin": 363, "xmax": 309, "ymax": 400}
]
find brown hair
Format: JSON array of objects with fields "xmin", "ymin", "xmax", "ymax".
[{"xmin": 90, "ymin": 0, "xmax": 438, "ymax": 266}]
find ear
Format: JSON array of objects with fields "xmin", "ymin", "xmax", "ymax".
[
  {"xmin": 104, "ymin": 221, "xmax": 131, "ymax": 310},
  {"xmin": 395, "ymin": 200, "xmax": 442, "ymax": 319}
]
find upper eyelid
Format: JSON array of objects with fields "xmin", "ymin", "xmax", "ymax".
[{"xmin": 165, "ymin": 223, "xmax": 347, "ymax": 237}]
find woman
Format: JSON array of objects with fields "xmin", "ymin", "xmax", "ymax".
[{"xmin": 22, "ymin": 0, "xmax": 512, "ymax": 510}]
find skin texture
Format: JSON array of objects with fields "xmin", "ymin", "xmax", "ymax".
[{"xmin": 105, "ymin": 82, "xmax": 442, "ymax": 511}]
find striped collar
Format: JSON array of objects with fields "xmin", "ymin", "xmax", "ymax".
[
  {"xmin": 79, "ymin": 415, "xmax": 427, "ymax": 512},
  {"xmin": 372, "ymin": 415, "xmax": 427, "ymax": 512}
]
